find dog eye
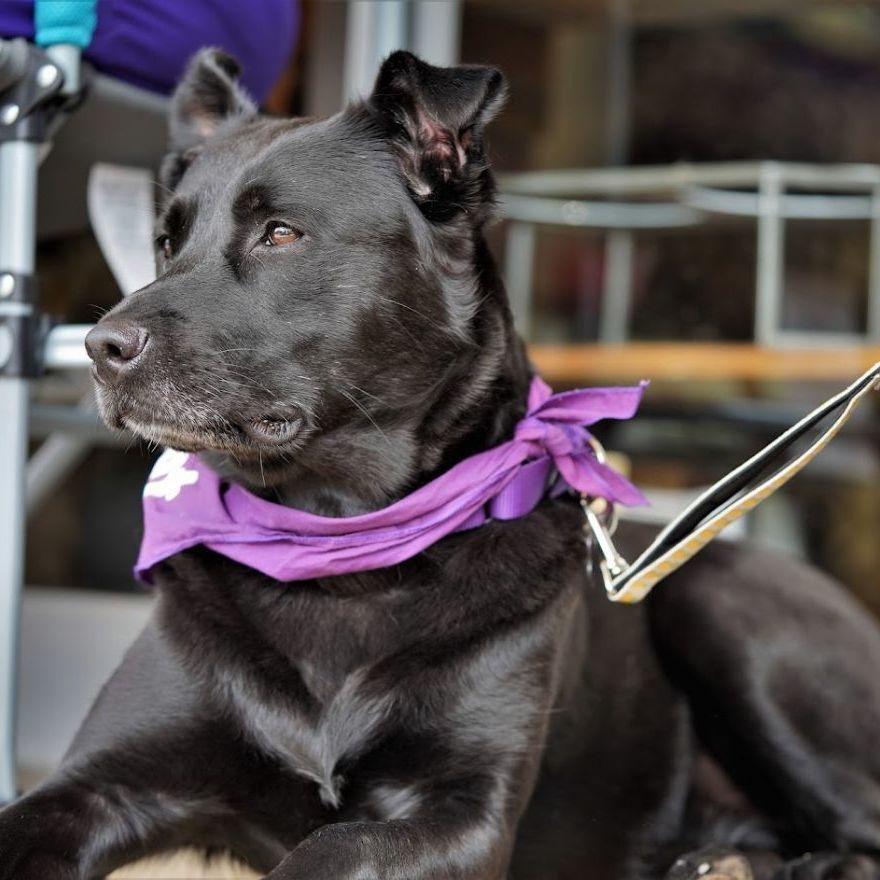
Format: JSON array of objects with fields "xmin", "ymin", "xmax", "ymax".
[
  {"xmin": 156, "ymin": 235, "xmax": 173, "ymax": 259},
  {"xmin": 263, "ymin": 222, "xmax": 301, "ymax": 247}
]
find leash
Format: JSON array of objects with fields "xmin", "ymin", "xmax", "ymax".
[{"xmin": 583, "ymin": 362, "xmax": 880, "ymax": 605}]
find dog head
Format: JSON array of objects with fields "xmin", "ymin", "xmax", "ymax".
[{"xmin": 86, "ymin": 49, "xmax": 529, "ymax": 514}]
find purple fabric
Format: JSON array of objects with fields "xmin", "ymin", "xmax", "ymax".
[
  {"xmin": 0, "ymin": 0, "xmax": 299, "ymax": 101},
  {"xmin": 136, "ymin": 377, "xmax": 648, "ymax": 583}
]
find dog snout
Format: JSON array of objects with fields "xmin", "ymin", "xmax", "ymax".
[{"xmin": 85, "ymin": 320, "xmax": 150, "ymax": 385}]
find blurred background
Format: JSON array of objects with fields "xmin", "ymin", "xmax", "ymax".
[{"xmin": 2, "ymin": 0, "xmax": 879, "ymax": 782}]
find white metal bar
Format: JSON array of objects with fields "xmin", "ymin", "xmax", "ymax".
[
  {"xmin": 869, "ymin": 184, "xmax": 880, "ymax": 342},
  {"xmin": 45, "ymin": 45, "xmax": 82, "ymax": 96},
  {"xmin": 755, "ymin": 163, "xmax": 785, "ymax": 346},
  {"xmin": 374, "ymin": 2, "xmax": 408, "ymax": 69},
  {"xmin": 0, "ymin": 139, "xmax": 39, "ymax": 803},
  {"xmin": 0, "ymin": 146, "xmax": 37, "ymax": 270},
  {"xmin": 501, "ymin": 194, "xmax": 701, "ymax": 229},
  {"xmin": 600, "ymin": 231, "xmax": 634, "ymax": 342},
  {"xmin": 504, "ymin": 222, "xmax": 537, "ymax": 338},
  {"xmin": 26, "ymin": 434, "xmax": 92, "ymax": 516},
  {"xmin": 0, "ymin": 382, "xmax": 26, "ymax": 804},
  {"xmin": 43, "ymin": 323, "xmax": 92, "ymax": 370},
  {"xmin": 30, "ymin": 405, "xmax": 113, "ymax": 442},
  {"xmin": 26, "ymin": 394, "xmax": 96, "ymax": 516},
  {"xmin": 501, "ymin": 161, "xmax": 880, "ymax": 198},
  {"xmin": 343, "ymin": 1, "xmax": 378, "ymax": 102},
  {"xmin": 343, "ymin": 0, "xmax": 408, "ymax": 102},
  {"xmin": 412, "ymin": 0, "xmax": 461, "ymax": 67},
  {"xmin": 684, "ymin": 187, "xmax": 877, "ymax": 220}
]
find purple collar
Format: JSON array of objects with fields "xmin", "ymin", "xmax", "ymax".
[{"xmin": 135, "ymin": 376, "xmax": 647, "ymax": 583}]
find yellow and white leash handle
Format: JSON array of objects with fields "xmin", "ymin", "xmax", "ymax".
[{"xmin": 583, "ymin": 362, "xmax": 880, "ymax": 605}]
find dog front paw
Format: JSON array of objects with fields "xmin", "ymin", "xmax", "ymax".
[
  {"xmin": 0, "ymin": 850, "xmax": 78, "ymax": 880},
  {"xmin": 0, "ymin": 799, "xmax": 82, "ymax": 880},
  {"xmin": 773, "ymin": 853, "xmax": 880, "ymax": 880},
  {"xmin": 666, "ymin": 848, "xmax": 754, "ymax": 880}
]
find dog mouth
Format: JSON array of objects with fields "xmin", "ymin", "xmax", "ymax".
[
  {"xmin": 98, "ymin": 387, "xmax": 307, "ymax": 455},
  {"xmin": 120, "ymin": 416, "xmax": 228, "ymax": 453},
  {"xmin": 242, "ymin": 415, "xmax": 304, "ymax": 446}
]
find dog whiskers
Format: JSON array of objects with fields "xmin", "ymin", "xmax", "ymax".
[
  {"xmin": 346, "ymin": 384, "xmax": 392, "ymax": 409},
  {"xmin": 336, "ymin": 387, "xmax": 391, "ymax": 447},
  {"xmin": 373, "ymin": 294, "xmax": 438, "ymax": 328}
]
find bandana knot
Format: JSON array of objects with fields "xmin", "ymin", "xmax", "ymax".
[{"xmin": 516, "ymin": 417, "xmax": 581, "ymax": 457}]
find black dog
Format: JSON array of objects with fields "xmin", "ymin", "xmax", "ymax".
[{"xmin": 2, "ymin": 50, "xmax": 880, "ymax": 880}]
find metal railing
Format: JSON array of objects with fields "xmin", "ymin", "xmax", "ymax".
[{"xmin": 499, "ymin": 161, "xmax": 880, "ymax": 346}]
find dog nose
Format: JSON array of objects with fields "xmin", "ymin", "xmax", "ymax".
[{"xmin": 85, "ymin": 321, "xmax": 150, "ymax": 384}]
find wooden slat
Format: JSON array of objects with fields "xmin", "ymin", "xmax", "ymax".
[
  {"xmin": 471, "ymin": 0, "xmax": 873, "ymax": 26},
  {"xmin": 528, "ymin": 343, "xmax": 880, "ymax": 383}
]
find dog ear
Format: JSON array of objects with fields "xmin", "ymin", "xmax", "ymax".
[
  {"xmin": 170, "ymin": 48, "xmax": 256, "ymax": 151},
  {"xmin": 368, "ymin": 51, "xmax": 507, "ymax": 220},
  {"xmin": 161, "ymin": 49, "xmax": 257, "ymax": 193}
]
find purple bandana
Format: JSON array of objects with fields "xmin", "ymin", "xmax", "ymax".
[{"xmin": 136, "ymin": 377, "xmax": 647, "ymax": 583}]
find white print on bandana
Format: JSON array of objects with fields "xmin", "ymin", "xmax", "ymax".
[{"xmin": 143, "ymin": 449, "xmax": 199, "ymax": 502}]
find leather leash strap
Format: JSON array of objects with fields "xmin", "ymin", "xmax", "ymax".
[{"xmin": 586, "ymin": 362, "xmax": 880, "ymax": 605}]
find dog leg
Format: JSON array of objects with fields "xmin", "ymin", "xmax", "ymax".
[
  {"xmin": 665, "ymin": 847, "xmax": 757, "ymax": 880},
  {"xmin": 664, "ymin": 846, "xmax": 794, "ymax": 880},
  {"xmin": 0, "ymin": 786, "xmax": 83, "ymax": 880},
  {"xmin": 649, "ymin": 542, "xmax": 880, "ymax": 871},
  {"xmin": 0, "ymin": 620, "xmax": 284, "ymax": 879},
  {"xmin": 771, "ymin": 853, "xmax": 880, "ymax": 880},
  {"xmin": 265, "ymin": 814, "xmax": 515, "ymax": 880},
  {"xmin": 0, "ymin": 731, "xmax": 255, "ymax": 880},
  {"xmin": 0, "ymin": 777, "xmax": 160, "ymax": 880},
  {"xmin": 664, "ymin": 848, "xmax": 880, "ymax": 880}
]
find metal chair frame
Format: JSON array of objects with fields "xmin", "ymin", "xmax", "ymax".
[{"xmin": 0, "ymin": 36, "xmax": 84, "ymax": 804}]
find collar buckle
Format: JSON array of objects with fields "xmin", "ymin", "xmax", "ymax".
[
  {"xmin": 580, "ymin": 436, "xmax": 630, "ymax": 596},
  {"xmin": 581, "ymin": 496, "xmax": 629, "ymax": 596}
]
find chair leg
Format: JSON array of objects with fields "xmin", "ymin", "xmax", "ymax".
[
  {"xmin": 0, "ymin": 139, "xmax": 40, "ymax": 803},
  {"xmin": 0, "ymin": 382, "xmax": 28, "ymax": 803}
]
